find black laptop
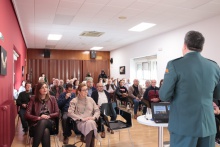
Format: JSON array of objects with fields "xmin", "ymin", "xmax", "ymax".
[{"xmin": 151, "ymin": 102, "xmax": 170, "ymax": 123}]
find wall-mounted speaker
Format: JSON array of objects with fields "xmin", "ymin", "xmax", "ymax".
[
  {"xmin": 44, "ymin": 49, "xmax": 50, "ymax": 58},
  {"xmin": 90, "ymin": 50, "xmax": 96, "ymax": 59},
  {"xmin": 110, "ymin": 58, "xmax": 113, "ymax": 64}
]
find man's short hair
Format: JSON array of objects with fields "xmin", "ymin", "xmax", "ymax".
[
  {"xmin": 66, "ymin": 83, "xmax": 73, "ymax": 90},
  {"xmin": 184, "ymin": 30, "xmax": 205, "ymax": 52},
  {"xmin": 25, "ymin": 82, "xmax": 31, "ymax": 87}
]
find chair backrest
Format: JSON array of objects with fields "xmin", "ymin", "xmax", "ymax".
[
  {"xmin": 100, "ymin": 102, "xmax": 117, "ymax": 118},
  {"xmin": 101, "ymin": 103, "xmax": 132, "ymax": 129},
  {"xmin": 119, "ymin": 109, "xmax": 132, "ymax": 127},
  {"xmin": 68, "ymin": 117, "xmax": 82, "ymax": 135}
]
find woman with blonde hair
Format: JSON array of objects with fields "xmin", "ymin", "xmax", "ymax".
[{"xmin": 68, "ymin": 83, "xmax": 100, "ymax": 147}]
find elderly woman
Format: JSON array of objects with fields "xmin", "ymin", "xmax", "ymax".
[
  {"xmin": 68, "ymin": 83, "xmax": 100, "ymax": 147},
  {"xmin": 25, "ymin": 82, "xmax": 59, "ymax": 147}
]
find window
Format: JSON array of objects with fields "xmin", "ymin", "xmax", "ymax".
[{"xmin": 134, "ymin": 56, "xmax": 157, "ymax": 86}]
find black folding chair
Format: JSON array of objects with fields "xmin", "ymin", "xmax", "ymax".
[{"xmin": 100, "ymin": 102, "xmax": 133, "ymax": 147}]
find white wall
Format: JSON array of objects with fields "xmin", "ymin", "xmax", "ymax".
[{"xmin": 110, "ymin": 14, "xmax": 220, "ymax": 81}]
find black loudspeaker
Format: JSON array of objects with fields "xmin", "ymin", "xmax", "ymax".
[
  {"xmin": 44, "ymin": 49, "xmax": 50, "ymax": 58},
  {"xmin": 90, "ymin": 50, "xmax": 96, "ymax": 59},
  {"xmin": 110, "ymin": 58, "xmax": 113, "ymax": 64}
]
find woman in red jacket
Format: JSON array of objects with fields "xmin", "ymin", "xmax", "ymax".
[{"xmin": 26, "ymin": 82, "xmax": 59, "ymax": 147}]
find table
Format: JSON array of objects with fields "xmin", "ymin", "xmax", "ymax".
[{"xmin": 137, "ymin": 115, "xmax": 168, "ymax": 147}]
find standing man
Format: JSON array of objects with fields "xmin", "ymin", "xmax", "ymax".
[
  {"xmin": 98, "ymin": 70, "xmax": 108, "ymax": 83},
  {"xmin": 159, "ymin": 31, "xmax": 220, "ymax": 147},
  {"xmin": 16, "ymin": 82, "xmax": 32, "ymax": 134},
  {"xmin": 58, "ymin": 83, "xmax": 75, "ymax": 144}
]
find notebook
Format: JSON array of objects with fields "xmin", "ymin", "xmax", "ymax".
[{"xmin": 151, "ymin": 102, "xmax": 170, "ymax": 123}]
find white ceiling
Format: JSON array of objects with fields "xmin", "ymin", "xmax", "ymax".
[{"xmin": 12, "ymin": 0, "xmax": 220, "ymax": 51}]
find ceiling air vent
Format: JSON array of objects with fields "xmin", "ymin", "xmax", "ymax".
[{"xmin": 80, "ymin": 31, "xmax": 104, "ymax": 37}]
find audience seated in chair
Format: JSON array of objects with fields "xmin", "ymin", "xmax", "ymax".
[
  {"xmin": 16, "ymin": 82, "xmax": 32, "ymax": 134},
  {"xmin": 58, "ymin": 83, "xmax": 76, "ymax": 144},
  {"xmin": 104, "ymin": 79, "xmax": 116, "ymax": 102},
  {"xmin": 86, "ymin": 79, "xmax": 96, "ymax": 97},
  {"xmin": 115, "ymin": 80, "xmax": 129, "ymax": 105},
  {"xmin": 68, "ymin": 83, "xmax": 101, "ymax": 147},
  {"xmin": 51, "ymin": 79, "xmax": 64, "ymax": 100},
  {"xmin": 18, "ymin": 80, "xmax": 26, "ymax": 95},
  {"xmin": 25, "ymin": 82, "xmax": 59, "ymax": 147},
  {"xmin": 128, "ymin": 79, "xmax": 144, "ymax": 119},
  {"xmin": 143, "ymin": 79, "xmax": 160, "ymax": 110},
  {"xmin": 91, "ymin": 82, "xmax": 116, "ymax": 138}
]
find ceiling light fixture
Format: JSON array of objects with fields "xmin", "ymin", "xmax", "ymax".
[
  {"xmin": 129, "ymin": 22, "xmax": 156, "ymax": 32},
  {"xmin": 47, "ymin": 34, "xmax": 62, "ymax": 40},
  {"xmin": 90, "ymin": 47, "xmax": 103, "ymax": 50}
]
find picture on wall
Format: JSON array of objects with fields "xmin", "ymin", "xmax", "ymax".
[
  {"xmin": 0, "ymin": 46, "xmax": 7, "ymax": 75},
  {"xmin": 119, "ymin": 66, "xmax": 125, "ymax": 74}
]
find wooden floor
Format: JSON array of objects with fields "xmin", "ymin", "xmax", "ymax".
[
  {"xmin": 11, "ymin": 109, "xmax": 219, "ymax": 147},
  {"xmin": 12, "ymin": 108, "xmax": 170, "ymax": 147}
]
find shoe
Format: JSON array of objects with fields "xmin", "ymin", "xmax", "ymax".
[
  {"xmin": 107, "ymin": 128, "xmax": 114, "ymax": 134},
  {"xmin": 101, "ymin": 131, "xmax": 105, "ymax": 138},
  {"xmin": 134, "ymin": 114, "xmax": 138, "ymax": 119},
  {"xmin": 216, "ymin": 138, "xmax": 220, "ymax": 145},
  {"xmin": 63, "ymin": 136, "xmax": 69, "ymax": 144}
]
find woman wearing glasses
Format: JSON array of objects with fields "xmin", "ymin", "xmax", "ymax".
[{"xmin": 68, "ymin": 83, "xmax": 100, "ymax": 147}]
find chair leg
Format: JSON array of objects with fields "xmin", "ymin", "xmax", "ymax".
[{"xmin": 128, "ymin": 129, "xmax": 133, "ymax": 147}]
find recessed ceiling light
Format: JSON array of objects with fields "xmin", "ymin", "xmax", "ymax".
[
  {"xmin": 47, "ymin": 34, "xmax": 62, "ymax": 40},
  {"xmin": 129, "ymin": 22, "xmax": 156, "ymax": 32},
  {"xmin": 90, "ymin": 47, "xmax": 103, "ymax": 50}
]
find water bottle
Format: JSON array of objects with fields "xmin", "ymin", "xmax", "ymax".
[
  {"xmin": 146, "ymin": 108, "xmax": 152, "ymax": 120},
  {"xmin": 126, "ymin": 103, "xmax": 130, "ymax": 110}
]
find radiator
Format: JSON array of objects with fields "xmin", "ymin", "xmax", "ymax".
[{"xmin": 0, "ymin": 100, "xmax": 16, "ymax": 147}]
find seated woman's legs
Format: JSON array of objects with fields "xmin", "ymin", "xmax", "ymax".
[
  {"xmin": 32, "ymin": 119, "xmax": 52, "ymax": 147},
  {"xmin": 86, "ymin": 130, "xmax": 94, "ymax": 147},
  {"xmin": 80, "ymin": 120, "xmax": 98, "ymax": 147}
]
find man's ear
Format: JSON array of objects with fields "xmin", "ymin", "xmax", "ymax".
[{"xmin": 182, "ymin": 44, "xmax": 187, "ymax": 56}]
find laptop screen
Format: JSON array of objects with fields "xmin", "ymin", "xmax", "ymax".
[
  {"xmin": 154, "ymin": 105, "xmax": 167, "ymax": 114},
  {"xmin": 151, "ymin": 102, "xmax": 170, "ymax": 123}
]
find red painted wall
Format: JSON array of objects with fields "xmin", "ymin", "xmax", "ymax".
[{"xmin": 0, "ymin": 0, "xmax": 27, "ymax": 146}]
